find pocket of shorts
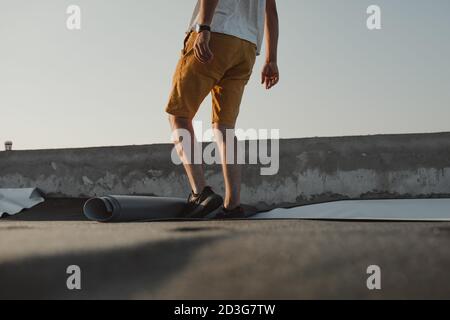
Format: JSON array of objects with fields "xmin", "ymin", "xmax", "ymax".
[{"xmin": 181, "ymin": 32, "xmax": 195, "ymax": 57}]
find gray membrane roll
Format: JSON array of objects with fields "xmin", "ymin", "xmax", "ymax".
[{"xmin": 83, "ymin": 195, "xmax": 186, "ymax": 222}]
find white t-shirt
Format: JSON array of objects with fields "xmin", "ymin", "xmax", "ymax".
[{"xmin": 188, "ymin": 0, "xmax": 266, "ymax": 55}]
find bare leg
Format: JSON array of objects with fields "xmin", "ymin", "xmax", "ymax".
[
  {"xmin": 169, "ymin": 115, "xmax": 206, "ymax": 194},
  {"xmin": 213, "ymin": 123, "xmax": 241, "ymax": 209}
]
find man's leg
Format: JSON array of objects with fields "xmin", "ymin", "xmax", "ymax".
[
  {"xmin": 169, "ymin": 115, "xmax": 206, "ymax": 194},
  {"xmin": 169, "ymin": 115, "xmax": 223, "ymax": 218},
  {"xmin": 209, "ymin": 39, "xmax": 256, "ymax": 214},
  {"xmin": 213, "ymin": 123, "xmax": 241, "ymax": 210},
  {"xmin": 166, "ymin": 32, "xmax": 244, "ymax": 218}
]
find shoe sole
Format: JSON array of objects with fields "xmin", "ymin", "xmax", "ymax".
[{"xmin": 214, "ymin": 213, "xmax": 246, "ymax": 220}]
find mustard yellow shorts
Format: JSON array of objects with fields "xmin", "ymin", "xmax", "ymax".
[{"xmin": 166, "ymin": 32, "xmax": 257, "ymax": 127}]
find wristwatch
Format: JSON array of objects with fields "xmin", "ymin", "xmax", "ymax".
[{"xmin": 195, "ymin": 23, "xmax": 211, "ymax": 33}]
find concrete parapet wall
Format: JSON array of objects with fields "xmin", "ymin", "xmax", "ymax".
[{"xmin": 1, "ymin": 132, "xmax": 450, "ymax": 210}]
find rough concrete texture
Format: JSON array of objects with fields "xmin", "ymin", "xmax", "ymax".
[
  {"xmin": 1, "ymin": 132, "xmax": 450, "ymax": 210},
  {"xmin": 1, "ymin": 199, "xmax": 450, "ymax": 299}
]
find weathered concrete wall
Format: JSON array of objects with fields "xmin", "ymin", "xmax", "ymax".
[{"xmin": 1, "ymin": 132, "xmax": 450, "ymax": 210}]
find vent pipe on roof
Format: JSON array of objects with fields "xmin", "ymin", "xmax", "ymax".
[{"xmin": 4, "ymin": 141, "xmax": 13, "ymax": 151}]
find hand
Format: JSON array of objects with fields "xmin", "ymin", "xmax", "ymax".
[
  {"xmin": 261, "ymin": 61, "xmax": 279, "ymax": 90},
  {"xmin": 194, "ymin": 31, "xmax": 214, "ymax": 64}
]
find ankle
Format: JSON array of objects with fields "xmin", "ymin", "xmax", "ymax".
[
  {"xmin": 193, "ymin": 185, "xmax": 215, "ymax": 196},
  {"xmin": 192, "ymin": 185, "xmax": 206, "ymax": 195}
]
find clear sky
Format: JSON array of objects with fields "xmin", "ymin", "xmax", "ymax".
[{"xmin": 1, "ymin": 0, "xmax": 449, "ymax": 150}]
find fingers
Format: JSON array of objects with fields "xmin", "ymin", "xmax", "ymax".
[
  {"xmin": 194, "ymin": 48, "xmax": 201, "ymax": 63},
  {"xmin": 261, "ymin": 67, "xmax": 270, "ymax": 88},
  {"xmin": 194, "ymin": 37, "xmax": 213, "ymax": 64},
  {"xmin": 262, "ymin": 73, "xmax": 279, "ymax": 90},
  {"xmin": 195, "ymin": 44, "xmax": 213, "ymax": 63},
  {"xmin": 194, "ymin": 45, "xmax": 207, "ymax": 63},
  {"xmin": 270, "ymin": 75, "xmax": 279, "ymax": 89},
  {"xmin": 261, "ymin": 72, "xmax": 269, "ymax": 89},
  {"xmin": 264, "ymin": 76, "xmax": 270, "ymax": 90},
  {"xmin": 261, "ymin": 63, "xmax": 280, "ymax": 90},
  {"xmin": 204, "ymin": 44, "xmax": 213, "ymax": 62}
]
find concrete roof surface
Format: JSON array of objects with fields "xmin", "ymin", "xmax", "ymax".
[{"xmin": 1, "ymin": 199, "xmax": 450, "ymax": 299}]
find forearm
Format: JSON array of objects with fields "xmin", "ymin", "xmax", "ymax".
[
  {"xmin": 198, "ymin": 0, "xmax": 219, "ymax": 25},
  {"xmin": 265, "ymin": 0, "xmax": 279, "ymax": 63}
]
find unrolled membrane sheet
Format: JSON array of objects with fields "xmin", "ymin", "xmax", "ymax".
[
  {"xmin": 251, "ymin": 199, "xmax": 450, "ymax": 221},
  {"xmin": 0, "ymin": 188, "xmax": 45, "ymax": 218},
  {"xmin": 83, "ymin": 195, "xmax": 186, "ymax": 222}
]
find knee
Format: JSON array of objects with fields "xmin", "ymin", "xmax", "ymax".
[{"xmin": 169, "ymin": 115, "xmax": 192, "ymax": 128}]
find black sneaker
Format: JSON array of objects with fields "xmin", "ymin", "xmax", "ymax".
[
  {"xmin": 214, "ymin": 206, "xmax": 246, "ymax": 220},
  {"xmin": 184, "ymin": 186, "xmax": 223, "ymax": 219}
]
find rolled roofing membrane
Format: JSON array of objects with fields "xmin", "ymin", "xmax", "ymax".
[
  {"xmin": 252, "ymin": 199, "xmax": 450, "ymax": 221},
  {"xmin": 83, "ymin": 196, "xmax": 450, "ymax": 222},
  {"xmin": 0, "ymin": 188, "xmax": 44, "ymax": 218},
  {"xmin": 83, "ymin": 195, "xmax": 186, "ymax": 222}
]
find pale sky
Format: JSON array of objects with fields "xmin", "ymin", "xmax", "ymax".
[{"xmin": 1, "ymin": 0, "xmax": 449, "ymax": 150}]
